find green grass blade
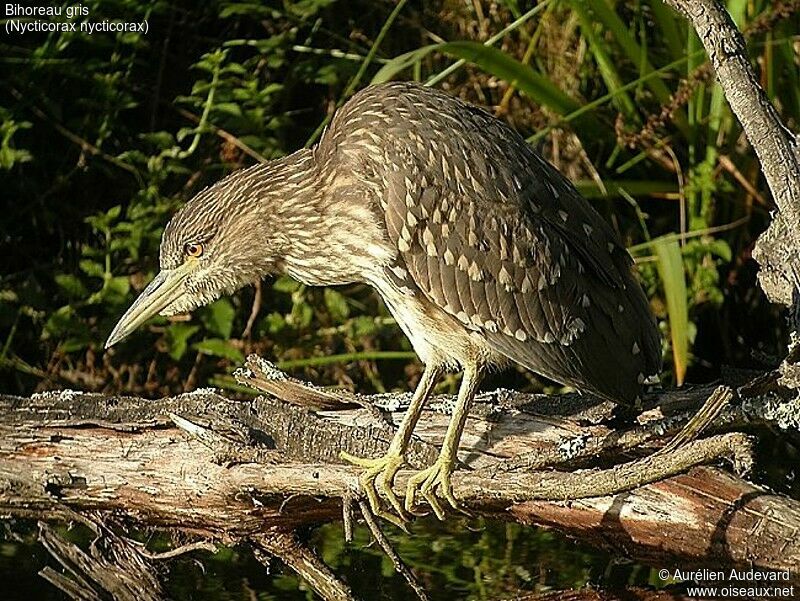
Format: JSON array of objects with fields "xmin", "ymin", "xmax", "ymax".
[
  {"xmin": 654, "ymin": 237, "xmax": 689, "ymax": 386},
  {"xmin": 372, "ymin": 46, "xmax": 432, "ymax": 84},
  {"xmin": 444, "ymin": 41, "xmax": 583, "ymax": 114},
  {"xmin": 425, "ymin": 0, "xmax": 552, "ymax": 87},
  {"xmin": 374, "ymin": 42, "xmax": 579, "ymax": 114},
  {"xmin": 528, "ymin": 48, "xmax": 706, "ymax": 144},
  {"xmin": 305, "ymin": 0, "xmax": 408, "ymax": 147},
  {"xmin": 342, "ymin": 0, "xmax": 408, "ymax": 99},
  {"xmin": 570, "ymin": 0, "xmax": 638, "ymax": 121}
]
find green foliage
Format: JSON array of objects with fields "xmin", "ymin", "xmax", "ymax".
[
  {"xmin": 0, "ymin": 0, "xmax": 793, "ymax": 398},
  {"xmin": 0, "ymin": 108, "xmax": 32, "ymax": 169},
  {"xmin": 193, "ymin": 338, "xmax": 244, "ymax": 363},
  {"xmin": 0, "ymin": 0, "xmax": 408, "ymax": 394},
  {"xmin": 200, "ymin": 299, "xmax": 236, "ymax": 339},
  {"xmin": 167, "ymin": 323, "xmax": 200, "ymax": 361}
]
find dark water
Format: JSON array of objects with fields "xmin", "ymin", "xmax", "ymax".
[{"xmin": 2, "ymin": 427, "xmax": 796, "ymax": 599}]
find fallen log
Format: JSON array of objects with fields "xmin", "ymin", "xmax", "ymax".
[
  {"xmin": 1, "ymin": 358, "xmax": 799, "ymax": 601},
  {"xmin": 512, "ymin": 467, "xmax": 800, "ymax": 575}
]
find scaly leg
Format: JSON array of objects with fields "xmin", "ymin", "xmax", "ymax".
[
  {"xmin": 341, "ymin": 364, "xmax": 442, "ymax": 525},
  {"xmin": 404, "ymin": 363, "xmax": 483, "ymax": 520}
]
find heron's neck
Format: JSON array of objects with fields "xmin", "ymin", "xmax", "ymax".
[{"xmin": 273, "ymin": 149, "xmax": 390, "ymax": 287}]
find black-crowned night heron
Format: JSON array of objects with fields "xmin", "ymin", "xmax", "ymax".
[{"xmin": 107, "ymin": 81, "xmax": 661, "ymax": 523}]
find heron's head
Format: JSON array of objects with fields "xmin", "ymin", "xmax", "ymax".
[{"xmin": 105, "ymin": 163, "xmax": 293, "ymax": 349}]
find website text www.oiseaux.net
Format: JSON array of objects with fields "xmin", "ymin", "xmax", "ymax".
[{"xmin": 658, "ymin": 568, "xmax": 794, "ymax": 599}]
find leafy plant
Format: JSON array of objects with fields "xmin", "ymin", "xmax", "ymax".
[{"xmin": 0, "ymin": 0, "xmax": 793, "ymax": 399}]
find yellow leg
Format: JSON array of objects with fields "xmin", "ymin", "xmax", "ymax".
[
  {"xmin": 404, "ymin": 364, "xmax": 483, "ymax": 520},
  {"xmin": 341, "ymin": 364, "xmax": 442, "ymax": 525}
]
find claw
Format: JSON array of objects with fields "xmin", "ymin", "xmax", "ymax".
[
  {"xmin": 340, "ymin": 450, "xmax": 410, "ymax": 527},
  {"xmin": 404, "ymin": 456, "xmax": 461, "ymax": 520}
]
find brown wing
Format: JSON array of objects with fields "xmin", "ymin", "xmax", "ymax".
[{"xmin": 339, "ymin": 82, "xmax": 661, "ymax": 403}]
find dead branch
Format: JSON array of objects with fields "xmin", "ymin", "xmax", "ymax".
[
  {"xmin": 358, "ymin": 499, "xmax": 428, "ymax": 601},
  {"xmin": 252, "ymin": 531, "xmax": 355, "ymax": 601},
  {"xmin": 2, "ymin": 366, "xmax": 799, "ymax": 589}
]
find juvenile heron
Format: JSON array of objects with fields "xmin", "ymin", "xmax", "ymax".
[{"xmin": 107, "ymin": 81, "xmax": 661, "ymax": 522}]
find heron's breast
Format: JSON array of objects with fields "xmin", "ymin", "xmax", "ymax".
[{"xmin": 368, "ymin": 273, "xmax": 503, "ymax": 370}]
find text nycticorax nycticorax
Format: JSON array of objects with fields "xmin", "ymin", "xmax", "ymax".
[{"xmin": 107, "ymin": 81, "xmax": 661, "ymax": 523}]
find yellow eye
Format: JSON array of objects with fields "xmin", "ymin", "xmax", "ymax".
[{"xmin": 184, "ymin": 242, "xmax": 204, "ymax": 258}]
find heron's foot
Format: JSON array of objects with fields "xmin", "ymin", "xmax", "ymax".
[
  {"xmin": 403, "ymin": 455, "xmax": 460, "ymax": 520},
  {"xmin": 340, "ymin": 450, "xmax": 409, "ymax": 528}
]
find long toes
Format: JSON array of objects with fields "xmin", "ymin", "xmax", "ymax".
[
  {"xmin": 377, "ymin": 472, "xmax": 407, "ymax": 521},
  {"xmin": 403, "ymin": 487, "xmax": 417, "ymax": 514},
  {"xmin": 420, "ymin": 476, "xmax": 436, "ymax": 497},
  {"xmin": 403, "ymin": 483, "xmax": 430, "ymax": 517},
  {"xmin": 404, "ymin": 474, "xmax": 425, "ymax": 514},
  {"xmin": 375, "ymin": 507, "xmax": 410, "ymax": 532},
  {"xmin": 361, "ymin": 474, "xmax": 384, "ymax": 516},
  {"xmin": 423, "ymin": 488, "xmax": 447, "ymax": 521},
  {"xmin": 443, "ymin": 485, "xmax": 460, "ymax": 511}
]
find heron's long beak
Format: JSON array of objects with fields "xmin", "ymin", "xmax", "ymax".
[{"xmin": 105, "ymin": 262, "xmax": 194, "ymax": 349}]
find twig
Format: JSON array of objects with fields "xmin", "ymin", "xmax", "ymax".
[
  {"xmin": 477, "ymin": 388, "xmax": 728, "ymax": 476},
  {"xmin": 342, "ymin": 495, "xmax": 354, "ymax": 543},
  {"xmin": 718, "ymin": 154, "xmax": 770, "ymax": 208},
  {"xmin": 169, "ymin": 412, "xmax": 277, "ymax": 465},
  {"xmin": 358, "ymin": 499, "xmax": 428, "ymax": 601},
  {"xmin": 128, "ymin": 540, "xmax": 218, "ymax": 560},
  {"xmin": 38, "ymin": 520, "xmax": 163, "ymax": 601},
  {"xmin": 176, "ymin": 107, "xmax": 268, "ymax": 164},
  {"xmin": 658, "ymin": 385, "xmax": 734, "ymax": 454},
  {"xmin": 252, "ymin": 531, "xmax": 355, "ymax": 601},
  {"xmin": 242, "ymin": 280, "xmax": 262, "ymax": 339}
]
